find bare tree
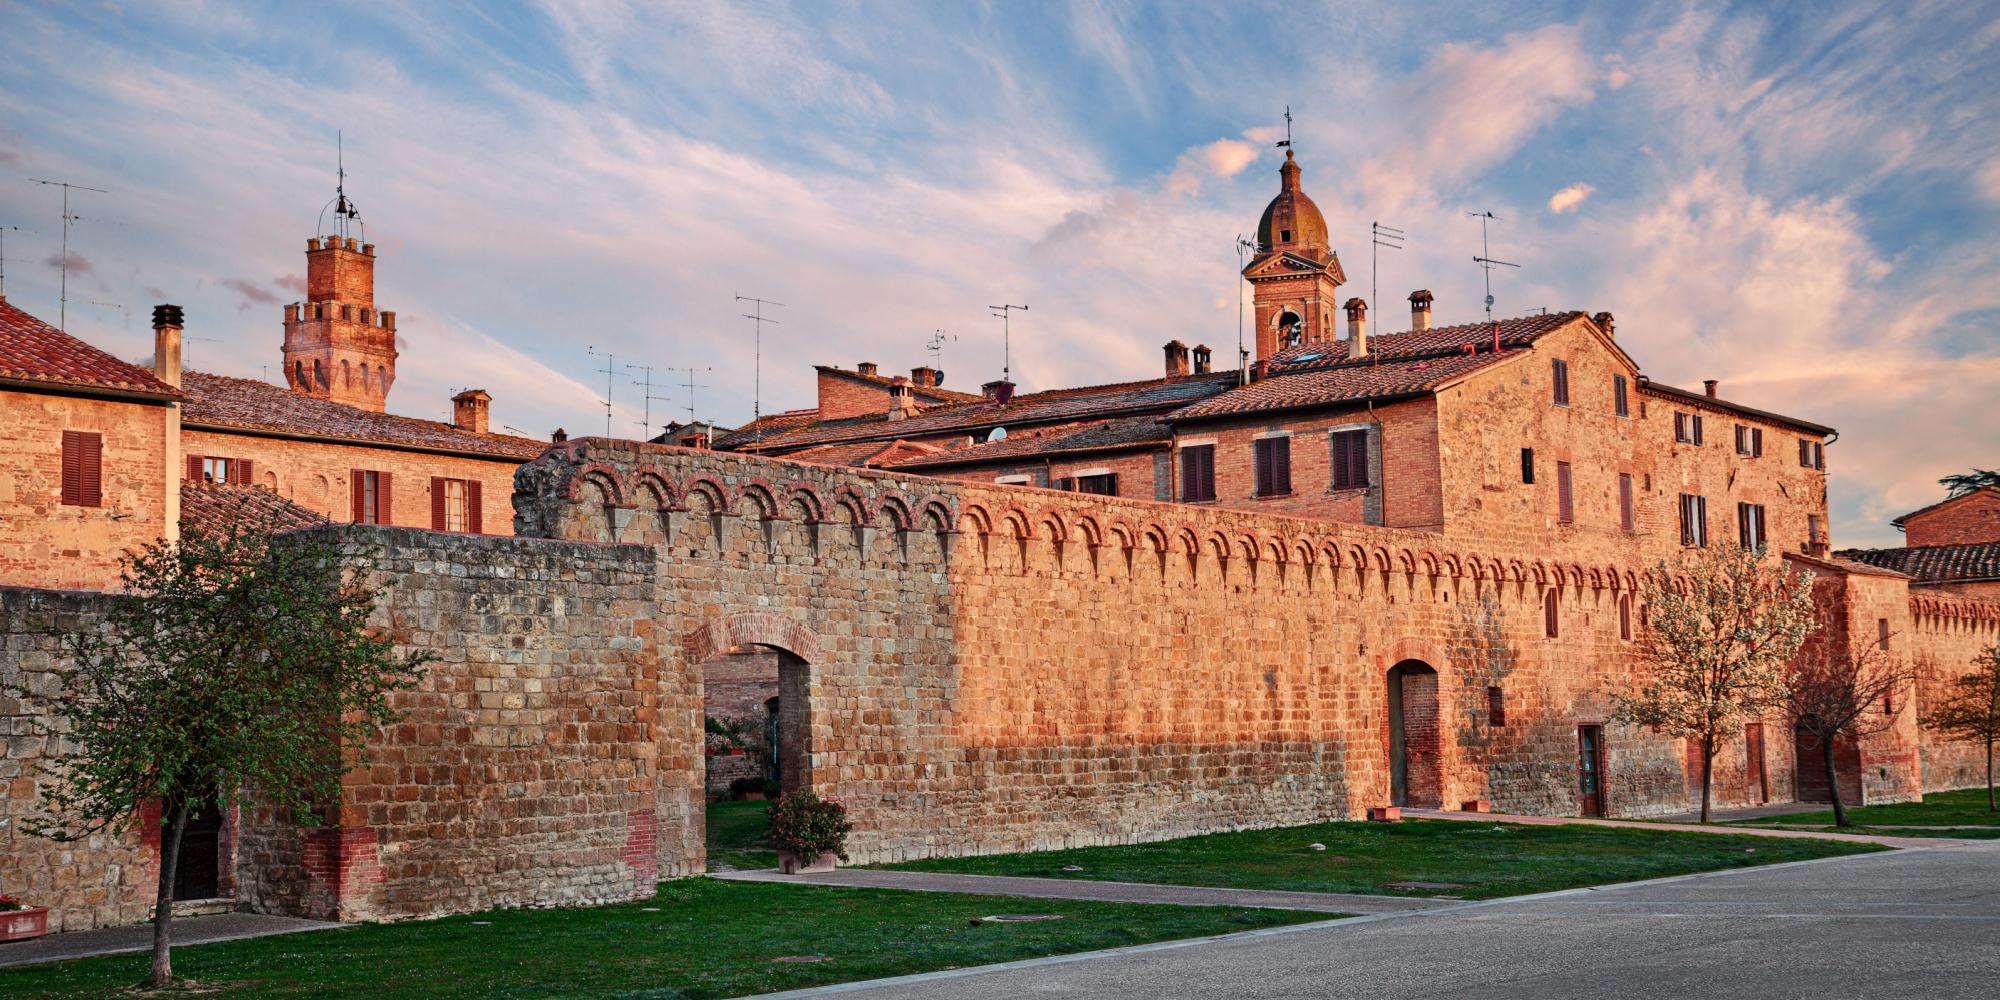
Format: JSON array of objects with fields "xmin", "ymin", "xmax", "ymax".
[
  {"xmin": 1783, "ymin": 624, "xmax": 1916, "ymax": 827},
  {"xmin": 1614, "ymin": 545, "xmax": 1818, "ymax": 823},
  {"xmin": 1923, "ymin": 643, "xmax": 2000, "ymax": 812}
]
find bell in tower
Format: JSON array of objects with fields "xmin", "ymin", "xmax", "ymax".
[{"xmin": 1241, "ymin": 148, "xmax": 1346, "ymax": 361}]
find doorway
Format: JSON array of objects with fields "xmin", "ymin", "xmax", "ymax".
[
  {"xmin": 172, "ymin": 792, "xmax": 224, "ymax": 901},
  {"xmin": 1744, "ymin": 723, "xmax": 1769, "ymax": 805},
  {"xmin": 1576, "ymin": 725, "xmax": 1606, "ymax": 817},
  {"xmin": 1387, "ymin": 661, "xmax": 1441, "ymax": 808}
]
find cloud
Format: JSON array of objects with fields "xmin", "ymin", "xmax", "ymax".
[
  {"xmin": 1547, "ymin": 183, "xmax": 1594, "ymax": 214},
  {"xmin": 43, "ymin": 252, "xmax": 91, "ymax": 273},
  {"xmin": 222, "ymin": 277, "xmax": 280, "ymax": 310},
  {"xmin": 275, "ymin": 273, "xmax": 306, "ymax": 295}
]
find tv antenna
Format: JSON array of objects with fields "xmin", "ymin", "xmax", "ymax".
[
  {"xmin": 317, "ymin": 131, "xmax": 365, "ymax": 242},
  {"xmin": 988, "ymin": 303, "xmax": 1027, "ymax": 380},
  {"xmin": 627, "ymin": 362, "xmax": 674, "ymax": 439},
  {"xmin": 925, "ymin": 328, "xmax": 955, "ymax": 367},
  {"xmin": 586, "ymin": 346, "xmax": 618, "ymax": 437},
  {"xmin": 670, "ymin": 366, "xmax": 712, "ymax": 426},
  {"xmin": 736, "ymin": 294, "xmax": 784, "ymax": 440},
  {"xmin": 0, "ymin": 225, "xmax": 28, "ymax": 299},
  {"xmin": 1371, "ymin": 221, "xmax": 1404, "ymax": 335},
  {"xmin": 29, "ymin": 178, "xmax": 108, "ymax": 331},
  {"xmin": 77, "ymin": 299, "xmax": 128, "ymax": 329},
  {"xmin": 1275, "ymin": 105, "xmax": 1293, "ymax": 149},
  {"xmin": 1235, "ymin": 234, "xmax": 1257, "ymax": 382},
  {"xmin": 1468, "ymin": 210, "xmax": 1519, "ymax": 352}
]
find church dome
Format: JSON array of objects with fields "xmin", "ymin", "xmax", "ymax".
[{"xmin": 1256, "ymin": 150, "xmax": 1329, "ymax": 257}]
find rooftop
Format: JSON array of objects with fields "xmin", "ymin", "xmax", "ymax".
[
  {"xmin": 179, "ymin": 481, "xmax": 327, "ymax": 537},
  {"xmin": 890, "ymin": 415, "xmax": 1171, "ymax": 470},
  {"xmin": 182, "ymin": 370, "xmax": 546, "ymax": 461},
  {"xmin": 0, "ymin": 297, "xmax": 179, "ymax": 399},
  {"xmin": 1891, "ymin": 487, "xmax": 2000, "ymax": 529},
  {"xmin": 1835, "ymin": 542, "xmax": 2000, "ymax": 585}
]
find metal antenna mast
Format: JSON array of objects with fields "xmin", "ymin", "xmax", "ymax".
[
  {"xmin": 988, "ymin": 303, "xmax": 1027, "ymax": 380},
  {"xmin": 1468, "ymin": 211, "xmax": 1519, "ymax": 352},
  {"xmin": 29, "ymin": 179, "xmax": 108, "ymax": 331},
  {"xmin": 670, "ymin": 366, "xmax": 712, "ymax": 426},
  {"xmin": 736, "ymin": 294, "xmax": 784, "ymax": 440},
  {"xmin": 1371, "ymin": 221, "xmax": 1404, "ymax": 332},
  {"xmin": 0, "ymin": 226, "xmax": 26, "ymax": 299},
  {"xmin": 586, "ymin": 346, "xmax": 618, "ymax": 437},
  {"xmin": 925, "ymin": 329, "xmax": 955, "ymax": 368},
  {"xmin": 627, "ymin": 362, "xmax": 674, "ymax": 439},
  {"xmin": 317, "ymin": 131, "xmax": 365, "ymax": 242},
  {"xmin": 1235, "ymin": 234, "xmax": 1257, "ymax": 381}
]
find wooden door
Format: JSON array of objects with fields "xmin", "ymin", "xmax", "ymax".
[
  {"xmin": 172, "ymin": 792, "xmax": 224, "ymax": 901},
  {"xmin": 1577, "ymin": 725, "xmax": 1606, "ymax": 817},
  {"xmin": 1744, "ymin": 723, "xmax": 1768, "ymax": 805}
]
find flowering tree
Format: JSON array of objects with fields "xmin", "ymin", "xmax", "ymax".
[
  {"xmin": 1783, "ymin": 623, "xmax": 1915, "ymax": 827},
  {"xmin": 1922, "ymin": 644, "xmax": 2000, "ymax": 812},
  {"xmin": 1614, "ymin": 545, "xmax": 1817, "ymax": 823}
]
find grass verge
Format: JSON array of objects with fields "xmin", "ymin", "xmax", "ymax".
[
  {"xmin": 877, "ymin": 818, "xmax": 1884, "ymax": 899},
  {"xmin": 708, "ymin": 797, "xmax": 778, "ymax": 871},
  {"xmin": 1725, "ymin": 788, "xmax": 2000, "ymax": 838},
  {"xmin": 0, "ymin": 879, "xmax": 1326, "ymax": 999}
]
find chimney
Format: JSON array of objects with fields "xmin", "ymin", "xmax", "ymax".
[
  {"xmin": 856, "ymin": 362, "xmax": 878, "ymax": 377},
  {"xmin": 910, "ymin": 365, "xmax": 940, "ymax": 388},
  {"xmin": 1164, "ymin": 339, "xmax": 1190, "ymax": 378},
  {"xmin": 887, "ymin": 378, "xmax": 915, "ymax": 420},
  {"xmin": 1344, "ymin": 298, "xmax": 1368, "ymax": 357},
  {"xmin": 982, "ymin": 379, "xmax": 1016, "ymax": 404},
  {"xmin": 1192, "ymin": 344, "xmax": 1212, "ymax": 375},
  {"xmin": 1593, "ymin": 311, "xmax": 1616, "ymax": 339},
  {"xmin": 150, "ymin": 304, "xmax": 184, "ymax": 389},
  {"xmin": 1409, "ymin": 289, "xmax": 1434, "ymax": 332},
  {"xmin": 1704, "ymin": 379, "xmax": 1719, "ymax": 398},
  {"xmin": 452, "ymin": 388, "xmax": 492, "ymax": 434}
]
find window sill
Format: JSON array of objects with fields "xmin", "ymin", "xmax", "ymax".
[{"xmin": 1253, "ymin": 492, "xmax": 1296, "ymax": 500}]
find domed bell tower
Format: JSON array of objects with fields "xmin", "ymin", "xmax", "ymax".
[
  {"xmin": 282, "ymin": 155, "xmax": 398, "ymax": 412},
  {"xmin": 1241, "ymin": 149, "xmax": 1345, "ymax": 360}
]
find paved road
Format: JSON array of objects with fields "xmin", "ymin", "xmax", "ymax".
[{"xmin": 766, "ymin": 842, "xmax": 2000, "ymax": 999}]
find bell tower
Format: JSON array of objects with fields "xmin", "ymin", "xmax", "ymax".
[
  {"xmin": 1242, "ymin": 149, "xmax": 1345, "ymax": 360},
  {"xmin": 282, "ymin": 148, "xmax": 398, "ymax": 412}
]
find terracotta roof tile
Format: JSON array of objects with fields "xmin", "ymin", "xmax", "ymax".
[
  {"xmin": 816, "ymin": 366, "xmax": 984, "ymax": 404},
  {"xmin": 1835, "ymin": 543, "xmax": 2000, "ymax": 584},
  {"xmin": 181, "ymin": 370, "xmax": 546, "ymax": 460},
  {"xmin": 179, "ymin": 482, "xmax": 327, "ymax": 537},
  {"xmin": 890, "ymin": 416, "xmax": 1170, "ymax": 469},
  {"xmin": 0, "ymin": 297, "xmax": 179, "ymax": 398},
  {"xmin": 783, "ymin": 438, "xmax": 947, "ymax": 468}
]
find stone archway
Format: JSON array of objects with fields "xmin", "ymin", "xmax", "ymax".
[
  {"xmin": 1387, "ymin": 659, "xmax": 1442, "ymax": 808},
  {"xmin": 686, "ymin": 613, "xmax": 822, "ymax": 797}
]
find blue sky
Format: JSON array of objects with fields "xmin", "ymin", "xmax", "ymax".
[{"xmin": 2, "ymin": 0, "xmax": 1995, "ymax": 546}]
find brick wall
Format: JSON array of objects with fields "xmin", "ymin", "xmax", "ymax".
[
  {"xmin": 182, "ymin": 428, "xmax": 518, "ymax": 535},
  {"xmin": 0, "ymin": 389, "xmax": 174, "ymax": 590},
  {"xmin": 816, "ymin": 371, "xmax": 898, "ymax": 421},
  {"xmin": 1908, "ymin": 595, "xmax": 2000, "ymax": 791},
  {"xmin": 1903, "ymin": 490, "xmax": 2000, "ymax": 547},
  {"xmin": 924, "ymin": 449, "xmax": 1168, "ymax": 503}
]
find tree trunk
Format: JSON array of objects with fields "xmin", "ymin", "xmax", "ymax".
[
  {"xmin": 151, "ymin": 797, "xmax": 191, "ymax": 988},
  {"xmin": 1823, "ymin": 736, "xmax": 1848, "ymax": 828},
  {"xmin": 1987, "ymin": 738, "xmax": 1995, "ymax": 813},
  {"xmin": 1700, "ymin": 736, "xmax": 1715, "ymax": 824}
]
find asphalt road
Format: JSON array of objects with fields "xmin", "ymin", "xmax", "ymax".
[{"xmin": 769, "ymin": 841, "xmax": 2000, "ymax": 1000}]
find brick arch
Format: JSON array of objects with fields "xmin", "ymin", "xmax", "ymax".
[
  {"xmin": 739, "ymin": 479, "xmax": 784, "ymax": 520},
  {"xmin": 681, "ymin": 473, "xmax": 732, "ymax": 515},
  {"xmin": 684, "ymin": 611, "xmax": 824, "ymax": 666},
  {"xmin": 1035, "ymin": 507, "xmax": 1069, "ymax": 543},
  {"xmin": 873, "ymin": 489, "xmax": 917, "ymax": 531},
  {"xmin": 1382, "ymin": 637, "xmax": 1451, "ymax": 673},
  {"xmin": 631, "ymin": 465, "xmax": 681, "ymax": 510},
  {"xmin": 566, "ymin": 462, "xmax": 628, "ymax": 506},
  {"xmin": 916, "ymin": 495, "xmax": 956, "ymax": 533},
  {"xmin": 830, "ymin": 485, "xmax": 873, "ymax": 525},
  {"xmin": 1072, "ymin": 512, "xmax": 1105, "ymax": 548},
  {"xmin": 956, "ymin": 501, "xmax": 993, "ymax": 536},
  {"xmin": 784, "ymin": 483, "xmax": 827, "ymax": 523}
]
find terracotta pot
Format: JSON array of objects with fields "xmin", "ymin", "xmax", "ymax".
[
  {"xmin": 728, "ymin": 749, "xmax": 748, "ymax": 756},
  {"xmin": 0, "ymin": 907, "xmax": 49, "ymax": 942},
  {"xmin": 740, "ymin": 791, "xmax": 766, "ymax": 801},
  {"xmin": 777, "ymin": 849, "xmax": 838, "ymax": 874}
]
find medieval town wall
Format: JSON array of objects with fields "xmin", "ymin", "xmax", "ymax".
[{"xmin": 1909, "ymin": 594, "xmax": 2000, "ymax": 792}]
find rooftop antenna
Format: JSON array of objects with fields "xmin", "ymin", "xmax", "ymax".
[
  {"xmin": 627, "ymin": 362, "xmax": 674, "ymax": 439},
  {"xmin": 1370, "ymin": 221, "xmax": 1405, "ymax": 335},
  {"xmin": 1276, "ymin": 105, "xmax": 1293, "ymax": 149},
  {"xmin": 670, "ymin": 366, "xmax": 712, "ymax": 426},
  {"xmin": 925, "ymin": 328, "xmax": 955, "ymax": 368},
  {"xmin": 29, "ymin": 178, "xmax": 108, "ymax": 331},
  {"xmin": 736, "ymin": 294, "xmax": 784, "ymax": 441},
  {"xmin": 317, "ymin": 131, "xmax": 364, "ymax": 242},
  {"xmin": 586, "ymin": 346, "xmax": 618, "ymax": 437},
  {"xmin": 1234, "ymin": 234, "xmax": 1257, "ymax": 383},
  {"xmin": 1468, "ymin": 210, "xmax": 1519, "ymax": 352},
  {"xmin": 0, "ymin": 225, "xmax": 28, "ymax": 299},
  {"xmin": 77, "ymin": 299, "xmax": 128, "ymax": 329},
  {"xmin": 988, "ymin": 303, "xmax": 1027, "ymax": 381}
]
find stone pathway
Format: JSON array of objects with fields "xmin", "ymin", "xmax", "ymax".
[
  {"xmin": 1402, "ymin": 808, "xmax": 1972, "ymax": 847},
  {"xmin": 714, "ymin": 868, "xmax": 1445, "ymax": 914},
  {"xmin": 0, "ymin": 912, "xmax": 344, "ymax": 970}
]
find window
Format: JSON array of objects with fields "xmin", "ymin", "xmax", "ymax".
[
  {"xmin": 1487, "ymin": 686, "xmax": 1506, "ymax": 727},
  {"xmin": 1552, "ymin": 358, "xmax": 1570, "ymax": 405},
  {"xmin": 1254, "ymin": 437, "xmax": 1292, "ymax": 497},
  {"xmin": 60, "ymin": 430, "xmax": 103, "ymax": 507},
  {"xmin": 1737, "ymin": 502, "xmax": 1767, "ymax": 551},
  {"xmin": 1878, "ymin": 618, "xmax": 1890, "ymax": 652},
  {"xmin": 1077, "ymin": 473, "xmax": 1118, "ymax": 496},
  {"xmin": 1618, "ymin": 473, "xmax": 1635, "ymax": 532},
  {"xmin": 1180, "ymin": 444, "xmax": 1216, "ymax": 502},
  {"xmin": 431, "ymin": 477, "xmax": 482, "ymax": 533},
  {"xmin": 1544, "ymin": 589, "xmax": 1561, "ymax": 638},
  {"xmin": 1674, "ymin": 411, "xmax": 1704, "ymax": 445},
  {"xmin": 1614, "ymin": 375, "xmax": 1630, "ymax": 417},
  {"xmin": 1679, "ymin": 493, "xmax": 1709, "ymax": 547},
  {"xmin": 1618, "ymin": 594, "xmax": 1633, "ymax": 641},
  {"xmin": 1330, "ymin": 430, "xmax": 1369, "ymax": 490},
  {"xmin": 1807, "ymin": 514, "xmax": 1823, "ymax": 551},
  {"xmin": 186, "ymin": 455, "xmax": 253, "ymax": 485},
  {"xmin": 351, "ymin": 469, "xmax": 391, "ymax": 524},
  {"xmin": 1735, "ymin": 425, "xmax": 1763, "ymax": 457},
  {"xmin": 1556, "ymin": 462, "xmax": 1574, "ymax": 524},
  {"xmin": 203, "ymin": 457, "xmax": 233, "ymax": 483},
  {"xmin": 1521, "ymin": 447, "xmax": 1535, "ymax": 484},
  {"xmin": 1799, "ymin": 439, "xmax": 1824, "ymax": 469}
]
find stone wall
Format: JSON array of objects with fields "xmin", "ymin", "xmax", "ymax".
[
  {"xmin": 0, "ymin": 389, "xmax": 176, "ymax": 590},
  {"xmin": 1909, "ymin": 594, "xmax": 2000, "ymax": 792}
]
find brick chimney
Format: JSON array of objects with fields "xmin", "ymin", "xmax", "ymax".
[
  {"xmin": 551, "ymin": 427, "xmax": 568, "ymax": 443},
  {"xmin": 452, "ymin": 389, "xmax": 491, "ymax": 434},
  {"xmin": 910, "ymin": 365, "xmax": 941, "ymax": 388},
  {"xmin": 151, "ymin": 304, "xmax": 184, "ymax": 389},
  {"xmin": 1164, "ymin": 340, "xmax": 1190, "ymax": 378},
  {"xmin": 856, "ymin": 362, "xmax": 878, "ymax": 377},
  {"xmin": 1344, "ymin": 298, "xmax": 1368, "ymax": 358},
  {"xmin": 887, "ymin": 378, "xmax": 915, "ymax": 420},
  {"xmin": 1593, "ymin": 311, "xmax": 1616, "ymax": 339},
  {"xmin": 1192, "ymin": 344, "xmax": 1212, "ymax": 375},
  {"xmin": 1704, "ymin": 379, "xmax": 1719, "ymax": 398},
  {"xmin": 1410, "ymin": 290, "xmax": 1433, "ymax": 331},
  {"xmin": 982, "ymin": 379, "xmax": 1015, "ymax": 404}
]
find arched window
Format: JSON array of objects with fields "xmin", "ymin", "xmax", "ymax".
[
  {"xmin": 1543, "ymin": 588, "xmax": 1560, "ymax": 638},
  {"xmin": 313, "ymin": 359, "xmax": 326, "ymax": 388},
  {"xmin": 1279, "ymin": 311, "xmax": 1304, "ymax": 348},
  {"xmin": 1618, "ymin": 594, "xmax": 1633, "ymax": 641},
  {"xmin": 293, "ymin": 360, "xmax": 306, "ymax": 388}
]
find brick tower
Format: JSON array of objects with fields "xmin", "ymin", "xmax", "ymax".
[
  {"xmin": 282, "ymin": 234, "xmax": 398, "ymax": 411},
  {"xmin": 1242, "ymin": 150, "xmax": 1346, "ymax": 360}
]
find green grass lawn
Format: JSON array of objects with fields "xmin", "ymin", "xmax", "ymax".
[
  {"xmin": 1726, "ymin": 787, "xmax": 2000, "ymax": 838},
  {"xmin": 878, "ymin": 819, "xmax": 1884, "ymax": 900},
  {"xmin": 0, "ymin": 879, "xmax": 1325, "ymax": 999},
  {"xmin": 708, "ymin": 797, "xmax": 778, "ymax": 871}
]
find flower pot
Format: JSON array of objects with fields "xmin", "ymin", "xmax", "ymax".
[
  {"xmin": 777, "ymin": 849, "xmax": 838, "ymax": 874},
  {"xmin": 728, "ymin": 749, "xmax": 748, "ymax": 756},
  {"xmin": 0, "ymin": 907, "xmax": 49, "ymax": 943},
  {"xmin": 740, "ymin": 791, "xmax": 765, "ymax": 801}
]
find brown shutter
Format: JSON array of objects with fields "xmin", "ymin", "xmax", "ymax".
[
  {"xmin": 1557, "ymin": 463, "xmax": 1573, "ymax": 523},
  {"xmin": 1203, "ymin": 448, "xmax": 1216, "ymax": 501},
  {"xmin": 1521, "ymin": 447, "xmax": 1534, "ymax": 484},
  {"xmin": 467, "ymin": 480, "xmax": 483, "ymax": 534},
  {"xmin": 1181, "ymin": 449, "xmax": 1197, "ymax": 500},
  {"xmin": 236, "ymin": 458, "xmax": 254, "ymax": 486},
  {"xmin": 1274, "ymin": 437, "xmax": 1291, "ymax": 494},
  {"xmin": 1254, "ymin": 440, "xmax": 1273, "ymax": 496},
  {"xmin": 1679, "ymin": 494, "xmax": 1693, "ymax": 546},
  {"xmin": 377, "ymin": 472, "xmax": 392, "ymax": 524},
  {"xmin": 188, "ymin": 454, "xmax": 205, "ymax": 482},
  {"xmin": 1353, "ymin": 432, "xmax": 1368, "ymax": 487},
  {"xmin": 1752, "ymin": 428, "xmax": 1763, "ymax": 457},
  {"xmin": 351, "ymin": 470, "xmax": 367, "ymax": 522},
  {"xmin": 1693, "ymin": 414, "xmax": 1704, "ymax": 445},
  {"xmin": 431, "ymin": 477, "xmax": 448, "ymax": 530},
  {"xmin": 62, "ymin": 431, "xmax": 103, "ymax": 506},
  {"xmin": 1331, "ymin": 433, "xmax": 1350, "ymax": 489}
]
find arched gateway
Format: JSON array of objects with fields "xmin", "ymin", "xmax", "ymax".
[{"xmin": 1387, "ymin": 659, "xmax": 1442, "ymax": 808}]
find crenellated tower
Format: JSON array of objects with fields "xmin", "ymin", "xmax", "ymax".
[{"xmin": 282, "ymin": 234, "xmax": 398, "ymax": 411}]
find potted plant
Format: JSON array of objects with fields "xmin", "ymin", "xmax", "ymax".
[
  {"xmin": 769, "ymin": 791, "xmax": 851, "ymax": 874},
  {"xmin": 0, "ymin": 894, "xmax": 49, "ymax": 943}
]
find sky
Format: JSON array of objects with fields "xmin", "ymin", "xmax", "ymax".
[{"xmin": 1, "ymin": 0, "xmax": 1995, "ymax": 547}]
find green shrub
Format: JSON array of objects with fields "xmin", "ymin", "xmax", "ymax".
[{"xmin": 768, "ymin": 791, "xmax": 851, "ymax": 861}]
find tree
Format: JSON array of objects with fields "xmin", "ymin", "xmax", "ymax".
[
  {"xmin": 1922, "ymin": 644, "xmax": 2000, "ymax": 812},
  {"xmin": 1782, "ymin": 623, "xmax": 1916, "ymax": 827},
  {"xmin": 1613, "ymin": 545, "xmax": 1818, "ymax": 822},
  {"xmin": 9, "ymin": 509, "xmax": 430, "ymax": 987},
  {"xmin": 1938, "ymin": 469, "xmax": 2000, "ymax": 499}
]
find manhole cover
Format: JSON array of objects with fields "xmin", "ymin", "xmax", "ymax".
[
  {"xmin": 1383, "ymin": 881, "xmax": 1467, "ymax": 891},
  {"xmin": 771, "ymin": 955, "xmax": 831, "ymax": 964},
  {"xmin": 978, "ymin": 914, "xmax": 1065, "ymax": 923},
  {"xmin": 1061, "ymin": 865, "xmax": 1085, "ymax": 872}
]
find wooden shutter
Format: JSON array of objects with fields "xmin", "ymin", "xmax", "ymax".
[
  {"xmin": 1181, "ymin": 448, "xmax": 1199, "ymax": 500},
  {"xmin": 188, "ymin": 454, "xmax": 205, "ymax": 482},
  {"xmin": 1679, "ymin": 494, "xmax": 1694, "ymax": 546},
  {"xmin": 1552, "ymin": 359, "xmax": 1569, "ymax": 404},
  {"xmin": 1197, "ymin": 446, "xmax": 1215, "ymax": 501},
  {"xmin": 431, "ymin": 477, "xmax": 448, "ymax": 530},
  {"xmin": 1556, "ymin": 462, "xmax": 1573, "ymax": 523},
  {"xmin": 377, "ymin": 472, "xmax": 392, "ymax": 524},
  {"xmin": 1615, "ymin": 375, "xmax": 1628, "ymax": 416},
  {"xmin": 467, "ymin": 480, "xmax": 483, "ymax": 534},
  {"xmin": 1755, "ymin": 505, "xmax": 1767, "ymax": 550},
  {"xmin": 351, "ymin": 470, "xmax": 367, "ymax": 523},
  {"xmin": 1351, "ymin": 432, "xmax": 1368, "ymax": 487},
  {"xmin": 1544, "ymin": 589, "xmax": 1559, "ymax": 637},
  {"xmin": 1738, "ymin": 503, "xmax": 1751, "ymax": 548},
  {"xmin": 1692, "ymin": 414, "xmax": 1704, "ymax": 445},
  {"xmin": 1331, "ymin": 433, "xmax": 1352, "ymax": 489},
  {"xmin": 1254, "ymin": 439, "xmax": 1274, "ymax": 496},
  {"xmin": 62, "ymin": 431, "xmax": 103, "ymax": 507},
  {"xmin": 1181, "ymin": 446, "xmax": 1214, "ymax": 502},
  {"xmin": 1752, "ymin": 428, "xmax": 1763, "ymax": 457},
  {"xmin": 1618, "ymin": 473, "xmax": 1634, "ymax": 531},
  {"xmin": 1274, "ymin": 437, "xmax": 1291, "ymax": 495},
  {"xmin": 235, "ymin": 458, "xmax": 254, "ymax": 486}
]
